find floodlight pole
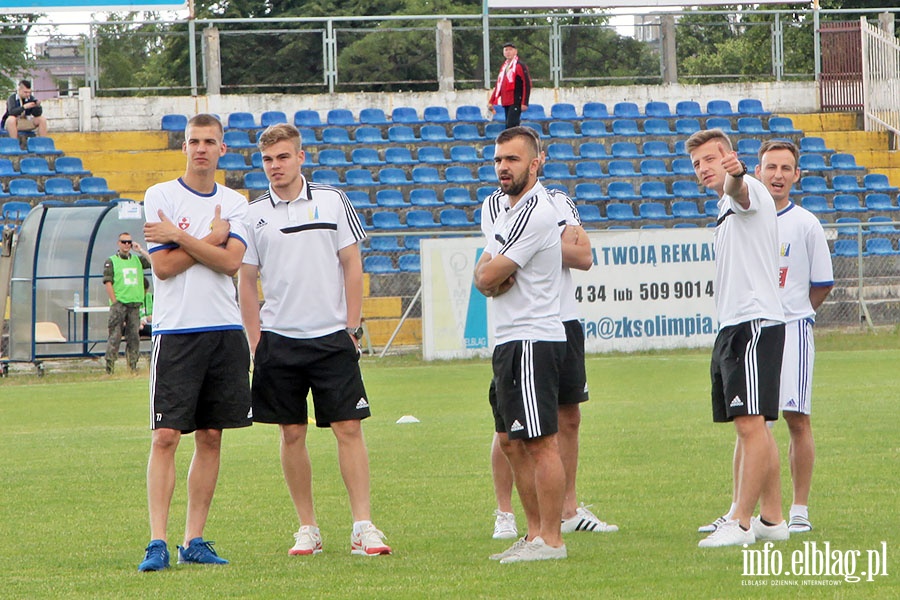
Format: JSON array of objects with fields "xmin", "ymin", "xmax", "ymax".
[{"xmin": 482, "ymin": 0, "xmax": 491, "ymax": 89}]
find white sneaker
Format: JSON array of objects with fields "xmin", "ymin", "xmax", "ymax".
[
  {"xmin": 751, "ymin": 517, "xmax": 789, "ymax": 541},
  {"xmin": 698, "ymin": 515, "xmax": 728, "ymax": 533},
  {"xmin": 788, "ymin": 514, "xmax": 812, "ymax": 533},
  {"xmin": 561, "ymin": 503, "xmax": 618, "ymax": 533},
  {"xmin": 289, "ymin": 525, "xmax": 323, "ymax": 556},
  {"xmin": 490, "ymin": 536, "xmax": 528, "ymax": 561},
  {"xmin": 350, "ymin": 524, "xmax": 392, "ymax": 556},
  {"xmin": 499, "ymin": 536, "xmax": 567, "ymax": 564},
  {"xmin": 698, "ymin": 519, "xmax": 755, "ymax": 548},
  {"xmin": 492, "ymin": 510, "xmax": 518, "ymax": 540}
]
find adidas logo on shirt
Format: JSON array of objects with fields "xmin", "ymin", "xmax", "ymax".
[
  {"xmin": 356, "ymin": 398, "xmax": 369, "ymax": 410},
  {"xmin": 510, "ymin": 420, "xmax": 524, "ymax": 432},
  {"xmin": 255, "ymin": 218, "xmax": 268, "ymax": 229},
  {"xmin": 730, "ymin": 396, "xmax": 744, "ymax": 408}
]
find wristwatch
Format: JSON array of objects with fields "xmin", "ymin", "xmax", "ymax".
[{"xmin": 346, "ymin": 326, "xmax": 364, "ymax": 340}]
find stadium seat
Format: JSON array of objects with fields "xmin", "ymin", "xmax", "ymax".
[
  {"xmin": 364, "ymin": 255, "xmax": 400, "ymax": 273},
  {"xmin": 356, "ymin": 212, "xmax": 371, "ymax": 230},
  {"xmin": 251, "ymin": 152, "xmax": 263, "ymax": 168},
  {"xmin": 610, "ymin": 141, "xmax": 641, "ymax": 158},
  {"xmin": 19, "ymin": 157, "xmax": 54, "ymax": 176},
  {"xmin": 607, "ymin": 181, "xmax": 640, "ymax": 200},
  {"xmin": 548, "ymin": 121, "xmax": 579, "ymax": 138},
  {"xmin": 385, "ymin": 147, "xmax": 415, "ymax": 165},
  {"xmin": 737, "ymin": 98, "xmax": 769, "ymax": 116},
  {"xmin": 0, "ymin": 158, "xmax": 18, "ymax": 176},
  {"xmin": 705, "ymin": 117, "xmax": 735, "ymax": 133},
  {"xmin": 672, "ymin": 159, "xmax": 695, "ymax": 176},
  {"xmin": 25, "ymin": 136, "xmax": 62, "ymax": 155},
  {"xmin": 260, "ymin": 111, "xmax": 287, "ymax": 127},
  {"xmin": 345, "ymin": 169, "xmax": 376, "ymax": 186},
  {"xmin": 478, "ymin": 165, "xmax": 497, "ymax": 182},
  {"xmin": 671, "ymin": 200, "xmax": 704, "ymax": 219},
  {"xmin": 455, "ymin": 105, "xmax": 486, "ymax": 122},
  {"xmin": 44, "ymin": 178, "xmax": 79, "ymax": 196},
  {"xmin": 642, "ymin": 141, "xmax": 675, "ymax": 157},
  {"xmin": 9, "ymin": 178, "xmax": 43, "ymax": 197},
  {"xmin": 641, "ymin": 224, "xmax": 665, "ymax": 229},
  {"xmin": 322, "ymin": 128, "xmax": 352, "ymax": 144},
  {"xmin": 799, "ymin": 195, "xmax": 834, "ymax": 214},
  {"xmin": 737, "ymin": 117, "xmax": 768, "ymax": 134},
  {"xmin": 829, "ymin": 153, "xmax": 864, "ymax": 171},
  {"xmin": 311, "ymin": 169, "xmax": 342, "ymax": 186},
  {"xmin": 613, "ymin": 102, "xmax": 641, "ymax": 118},
  {"xmin": 551, "ymin": 103, "xmax": 579, "ymax": 120},
  {"xmin": 227, "ymin": 112, "xmax": 257, "ymax": 130},
  {"xmin": 411, "ymin": 166, "xmax": 444, "ymax": 185},
  {"xmin": 398, "ymin": 253, "xmax": 421, "ymax": 272},
  {"xmin": 675, "ymin": 100, "xmax": 703, "ymax": 117},
  {"xmin": 833, "ymin": 194, "xmax": 866, "ymax": 212},
  {"xmin": 607, "ymin": 161, "xmax": 636, "ymax": 178},
  {"xmin": 743, "ymin": 156, "xmax": 760, "ymax": 172},
  {"xmin": 547, "ymin": 143, "xmax": 578, "ymax": 161},
  {"xmin": 351, "ymin": 148, "xmax": 385, "ymax": 166},
  {"xmin": 409, "ymin": 189, "xmax": 442, "ymax": 207},
  {"xmin": 53, "ymin": 156, "xmax": 88, "ymax": 176},
  {"xmin": 640, "ymin": 200, "xmax": 673, "ymax": 219},
  {"xmin": 675, "ymin": 118, "xmax": 702, "ymax": 136},
  {"xmin": 452, "ymin": 124, "xmax": 483, "ymax": 141},
  {"xmin": 673, "ymin": 180, "xmax": 705, "ymax": 199},
  {"xmin": 833, "ymin": 239, "xmax": 862, "ymax": 257},
  {"xmin": 439, "ymin": 208, "xmax": 473, "ymax": 227},
  {"xmin": 243, "ymin": 172, "xmax": 269, "ymax": 190},
  {"xmin": 294, "ymin": 110, "xmax": 322, "ymax": 127},
  {"xmin": 545, "ymin": 183, "xmax": 569, "ymax": 195},
  {"xmin": 835, "ymin": 217, "xmax": 862, "ymax": 237},
  {"xmin": 369, "ymin": 236, "xmax": 404, "ymax": 252},
  {"xmin": 574, "ymin": 183, "xmax": 605, "ymax": 202},
  {"xmin": 800, "ymin": 137, "xmax": 834, "ymax": 154},
  {"xmin": 640, "ymin": 159, "xmax": 672, "ymax": 177},
  {"xmin": 864, "ymin": 173, "xmax": 898, "ymax": 192},
  {"xmin": 359, "ymin": 108, "xmax": 390, "ymax": 125},
  {"xmin": 298, "ymin": 128, "xmax": 320, "ymax": 145},
  {"xmin": 798, "ymin": 154, "xmax": 830, "ymax": 172},
  {"xmin": 218, "ymin": 154, "xmax": 250, "ymax": 170},
  {"xmin": 326, "ymin": 109, "xmax": 355, "ymax": 126},
  {"xmin": 737, "ymin": 138, "xmax": 762, "ymax": 156},
  {"xmin": 449, "ymin": 145, "xmax": 481, "ymax": 163},
  {"xmin": 800, "ymin": 176, "xmax": 832, "ymax": 194},
  {"xmin": 643, "ymin": 119, "xmax": 674, "ymax": 136},
  {"xmin": 484, "ymin": 123, "xmax": 505, "ymax": 139},
  {"xmin": 317, "ymin": 149, "xmax": 352, "ymax": 167},
  {"xmin": 522, "ymin": 104, "xmax": 548, "ymax": 120},
  {"xmin": 864, "ymin": 193, "xmax": 900, "ymax": 211},
  {"xmin": 579, "ymin": 143, "xmax": 609, "ymax": 159},
  {"xmin": 580, "ymin": 120, "xmax": 610, "ymax": 137},
  {"xmin": 417, "ymin": 146, "xmax": 450, "ymax": 164},
  {"xmin": 866, "ymin": 237, "xmax": 899, "ymax": 256},
  {"xmin": 420, "ymin": 125, "xmax": 451, "ymax": 142},
  {"xmin": 346, "ymin": 190, "xmax": 375, "ymax": 209},
  {"xmin": 376, "ymin": 189, "xmax": 409, "ymax": 208},
  {"xmin": 571, "ymin": 203, "xmax": 603, "ymax": 225},
  {"xmin": 640, "ymin": 182, "xmax": 674, "ymax": 201},
  {"xmin": 378, "ymin": 168, "xmax": 412, "ymax": 185},
  {"xmin": 79, "ymin": 177, "xmax": 114, "ymax": 195},
  {"xmin": 575, "ymin": 161, "xmax": 605, "ymax": 179},
  {"xmin": 391, "ymin": 107, "xmax": 421, "ymax": 124},
  {"xmin": 832, "ymin": 175, "xmax": 865, "ymax": 193},
  {"xmin": 674, "ymin": 222, "xmax": 700, "ymax": 228},
  {"xmin": 445, "ymin": 166, "xmax": 478, "ymax": 184},
  {"xmin": 223, "ymin": 130, "xmax": 255, "ymax": 148},
  {"xmin": 0, "ymin": 138, "xmax": 25, "ymax": 155},
  {"xmin": 404, "ymin": 235, "xmax": 425, "ymax": 251},
  {"xmin": 768, "ymin": 116, "xmax": 802, "ymax": 134},
  {"xmin": 582, "ymin": 102, "xmax": 610, "ymax": 119},
  {"xmin": 476, "ymin": 186, "xmax": 497, "ymax": 203},
  {"xmin": 868, "ymin": 216, "xmax": 900, "ymax": 233},
  {"xmin": 705, "ymin": 199, "xmax": 720, "ymax": 217},
  {"xmin": 480, "ymin": 144, "xmax": 494, "ymax": 162},
  {"xmin": 444, "ymin": 187, "xmax": 477, "ymax": 207},
  {"xmin": 543, "ymin": 162, "xmax": 575, "ymax": 180},
  {"xmin": 406, "ymin": 210, "xmax": 441, "ymax": 228},
  {"xmin": 611, "ymin": 120, "xmax": 643, "ymax": 136},
  {"xmin": 2, "ymin": 200, "xmax": 31, "ymax": 221},
  {"xmin": 387, "ymin": 126, "xmax": 418, "ymax": 143},
  {"xmin": 644, "ymin": 101, "xmax": 673, "ymax": 118},
  {"xmin": 706, "ymin": 100, "xmax": 736, "ymax": 116},
  {"xmin": 371, "ymin": 211, "xmax": 406, "ymax": 230},
  {"xmin": 606, "ymin": 203, "xmax": 640, "ymax": 221},
  {"xmin": 161, "ymin": 114, "xmax": 188, "ymax": 131},
  {"xmin": 424, "ymin": 106, "xmax": 452, "ymax": 123}
]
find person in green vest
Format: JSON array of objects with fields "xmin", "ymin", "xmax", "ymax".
[
  {"xmin": 139, "ymin": 276, "xmax": 154, "ymax": 338},
  {"xmin": 103, "ymin": 232, "xmax": 151, "ymax": 373}
]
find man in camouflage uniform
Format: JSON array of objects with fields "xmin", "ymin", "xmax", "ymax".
[{"xmin": 103, "ymin": 232, "xmax": 151, "ymax": 373}]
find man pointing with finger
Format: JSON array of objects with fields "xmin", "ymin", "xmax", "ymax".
[
  {"xmin": 687, "ymin": 129, "xmax": 787, "ymax": 548},
  {"xmin": 137, "ymin": 113, "xmax": 252, "ymax": 572}
]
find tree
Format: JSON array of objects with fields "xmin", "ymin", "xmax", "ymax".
[{"xmin": 0, "ymin": 15, "xmax": 40, "ymax": 87}]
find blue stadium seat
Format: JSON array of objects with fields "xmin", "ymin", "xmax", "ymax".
[
  {"xmin": 26, "ymin": 137, "xmax": 63, "ymax": 155},
  {"xmin": 482, "ymin": 144, "xmax": 496, "ymax": 162},
  {"xmin": 19, "ymin": 157, "xmax": 54, "ymax": 176},
  {"xmin": 346, "ymin": 190, "xmax": 375, "ymax": 209},
  {"xmin": 445, "ymin": 166, "xmax": 478, "ymax": 184},
  {"xmin": 398, "ymin": 253, "xmax": 421, "ymax": 272},
  {"xmin": 737, "ymin": 117, "xmax": 768, "ymax": 134},
  {"xmin": 869, "ymin": 216, "xmax": 899, "ymax": 233},
  {"xmin": 317, "ymin": 149, "xmax": 352, "ymax": 167},
  {"xmin": 548, "ymin": 121, "xmax": 579, "ymax": 138},
  {"xmin": 351, "ymin": 148, "xmax": 385, "ymax": 166},
  {"xmin": 357, "ymin": 211, "xmax": 371, "ymax": 230},
  {"xmin": 522, "ymin": 104, "xmax": 548, "ymax": 120},
  {"xmin": 574, "ymin": 183, "xmax": 605, "ymax": 202},
  {"xmin": 251, "ymin": 152, "xmax": 263, "ymax": 168},
  {"xmin": 606, "ymin": 203, "xmax": 640, "ymax": 221},
  {"xmin": 44, "ymin": 178, "xmax": 79, "ymax": 196},
  {"xmin": 376, "ymin": 189, "xmax": 409, "ymax": 208},
  {"xmin": 672, "ymin": 159, "xmax": 695, "ymax": 176},
  {"xmin": 223, "ymin": 130, "xmax": 255, "ymax": 148},
  {"xmin": 227, "ymin": 112, "xmax": 257, "ymax": 130},
  {"xmin": 829, "ymin": 153, "xmax": 864, "ymax": 171},
  {"xmin": 611, "ymin": 120, "xmax": 643, "ymax": 136},
  {"xmin": 610, "ymin": 142, "xmax": 642, "ymax": 158},
  {"xmin": 608, "ymin": 160, "xmax": 637, "ymax": 177},
  {"xmin": 410, "ymin": 189, "xmax": 442, "ymax": 207},
  {"xmin": 407, "ymin": 210, "xmax": 441, "ymax": 228},
  {"xmin": 79, "ymin": 176, "xmax": 114, "ymax": 195},
  {"xmin": 580, "ymin": 120, "xmax": 610, "ymax": 137},
  {"xmin": 737, "ymin": 98, "xmax": 770, "ymax": 116},
  {"xmin": 0, "ymin": 158, "xmax": 18, "ymax": 176},
  {"xmin": 673, "ymin": 222, "xmax": 700, "ymax": 228},
  {"xmin": 799, "ymin": 195, "xmax": 834, "ymax": 214},
  {"xmin": 444, "ymin": 187, "xmax": 477, "ymax": 207},
  {"xmin": 607, "ymin": 181, "xmax": 640, "ymax": 200},
  {"xmin": 800, "ymin": 137, "xmax": 834, "ymax": 154},
  {"xmin": 2, "ymin": 200, "xmax": 31, "ymax": 220},
  {"xmin": 706, "ymin": 100, "xmax": 736, "ymax": 116},
  {"xmin": 371, "ymin": 211, "xmax": 407, "ymax": 230},
  {"xmin": 673, "ymin": 180, "xmax": 705, "ymax": 199},
  {"xmin": 345, "ymin": 169, "xmax": 376, "ymax": 186},
  {"xmin": 643, "ymin": 119, "xmax": 674, "ymax": 136},
  {"xmin": 378, "ymin": 168, "xmax": 411, "ymax": 185},
  {"xmin": 579, "ymin": 143, "xmax": 609, "ymax": 159},
  {"xmin": 644, "ymin": 101, "xmax": 673, "ymax": 118},
  {"xmin": 545, "ymin": 183, "xmax": 570, "ymax": 195},
  {"xmin": 575, "ymin": 161, "xmax": 605, "ymax": 179},
  {"xmin": 835, "ymin": 217, "xmax": 862, "ymax": 237},
  {"xmin": 391, "ymin": 107, "xmax": 421, "ymax": 124},
  {"xmin": 0, "ymin": 138, "xmax": 25, "ymax": 155},
  {"xmin": 769, "ymin": 117, "xmax": 802, "ymax": 134},
  {"xmin": 456, "ymin": 105, "xmax": 486, "ymax": 122},
  {"xmin": 831, "ymin": 175, "xmax": 863, "ymax": 193},
  {"xmin": 311, "ymin": 169, "xmax": 342, "ymax": 186},
  {"xmin": 642, "ymin": 141, "xmax": 675, "ymax": 158},
  {"xmin": 322, "ymin": 128, "xmax": 352, "ymax": 144},
  {"xmin": 671, "ymin": 200, "xmax": 704, "ymax": 219},
  {"xmin": 364, "ymin": 255, "xmax": 400, "ymax": 273},
  {"xmin": 575, "ymin": 204, "xmax": 605, "ymax": 225},
  {"xmin": 440, "ymin": 208, "xmax": 473, "ymax": 227},
  {"xmin": 411, "ymin": 166, "xmax": 444, "ymax": 185},
  {"xmin": 542, "ymin": 162, "xmax": 575, "ymax": 180},
  {"xmin": 294, "ymin": 110, "xmax": 323, "ymax": 127},
  {"xmin": 359, "ymin": 108, "xmax": 390, "ymax": 125},
  {"xmin": 675, "ymin": 118, "xmax": 701, "ymax": 136},
  {"xmin": 582, "ymin": 102, "xmax": 610, "ymax": 119},
  {"xmin": 640, "ymin": 201, "xmax": 673, "ymax": 219},
  {"xmin": 705, "ymin": 199, "xmax": 719, "ymax": 217},
  {"xmin": 864, "ymin": 173, "xmax": 898, "ymax": 192},
  {"xmin": 452, "ymin": 124, "xmax": 484, "ymax": 141},
  {"xmin": 420, "ymin": 125, "xmax": 451, "ymax": 142},
  {"xmin": 833, "ymin": 239, "xmax": 862, "ymax": 257},
  {"xmin": 53, "ymin": 156, "xmax": 88, "ymax": 175},
  {"xmin": 369, "ymin": 236, "xmax": 404, "ymax": 252},
  {"xmin": 327, "ymin": 109, "xmax": 355, "ymax": 126},
  {"xmin": 613, "ymin": 102, "xmax": 641, "ymax": 118},
  {"xmin": 801, "ymin": 175, "xmax": 833, "ymax": 194},
  {"xmin": 640, "ymin": 159, "xmax": 671, "ymax": 177},
  {"xmin": 417, "ymin": 146, "xmax": 450, "ymax": 164},
  {"xmin": 833, "ymin": 194, "xmax": 865, "ymax": 213},
  {"xmin": 478, "ymin": 165, "xmax": 497, "ymax": 183},
  {"xmin": 9, "ymin": 179, "xmax": 44, "ymax": 197},
  {"xmin": 675, "ymin": 100, "xmax": 703, "ymax": 117},
  {"xmin": 705, "ymin": 117, "xmax": 735, "ymax": 133},
  {"xmin": 260, "ymin": 111, "xmax": 288, "ymax": 127},
  {"xmin": 864, "ymin": 193, "xmax": 899, "ymax": 211},
  {"xmin": 476, "ymin": 186, "xmax": 497, "ymax": 203},
  {"xmin": 640, "ymin": 182, "xmax": 674, "ymax": 201},
  {"xmin": 798, "ymin": 154, "xmax": 830, "ymax": 172},
  {"xmin": 298, "ymin": 128, "xmax": 320, "ymax": 145},
  {"xmin": 424, "ymin": 106, "xmax": 452, "ymax": 123},
  {"xmin": 551, "ymin": 103, "xmax": 579, "ymax": 120},
  {"xmin": 484, "ymin": 123, "xmax": 505, "ymax": 139},
  {"xmin": 404, "ymin": 235, "xmax": 425, "ymax": 251},
  {"xmin": 737, "ymin": 138, "xmax": 762, "ymax": 156},
  {"xmin": 218, "ymin": 154, "xmax": 250, "ymax": 170},
  {"xmin": 161, "ymin": 114, "xmax": 188, "ymax": 131},
  {"xmin": 866, "ymin": 238, "xmax": 899, "ymax": 255},
  {"xmin": 385, "ymin": 147, "xmax": 415, "ymax": 165},
  {"xmin": 449, "ymin": 145, "xmax": 481, "ymax": 163},
  {"xmin": 388, "ymin": 126, "xmax": 418, "ymax": 143},
  {"xmin": 546, "ymin": 143, "xmax": 578, "ymax": 161}
]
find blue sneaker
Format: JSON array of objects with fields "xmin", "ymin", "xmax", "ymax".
[
  {"xmin": 138, "ymin": 539, "xmax": 170, "ymax": 572},
  {"xmin": 177, "ymin": 537, "xmax": 229, "ymax": 565}
]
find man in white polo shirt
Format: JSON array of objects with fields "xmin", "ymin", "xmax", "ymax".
[
  {"xmin": 687, "ymin": 129, "xmax": 788, "ymax": 548},
  {"xmin": 474, "ymin": 126, "xmax": 567, "ymax": 563},
  {"xmin": 238, "ymin": 123, "xmax": 391, "ymax": 558}
]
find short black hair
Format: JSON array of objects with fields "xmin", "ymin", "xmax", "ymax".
[
  {"xmin": 502, "ymin": 43, "xmax": 516, "ymax": 49},
  {"xmin": 18, "ymin": 79, "xmax": 31, "ymax": 89}
]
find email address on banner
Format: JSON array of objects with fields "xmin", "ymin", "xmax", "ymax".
[{"xmin": 584, "ymin": 314, "xmax": 717, "ymax": 340}]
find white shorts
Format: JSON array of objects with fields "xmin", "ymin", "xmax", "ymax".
[{"xmin": 779, "ymin": 318, "xmax": 814, "ymax": 415}]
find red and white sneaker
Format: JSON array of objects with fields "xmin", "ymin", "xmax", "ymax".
[
  {"xmin": 350, "ymin": 524, "xmax": 392, "ymax": 556},
  {"xmin": 289, "ymin": 525, "xmax": 323, "ymax": 555}
]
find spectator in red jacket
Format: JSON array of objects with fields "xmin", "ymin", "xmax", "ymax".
[{"xmin": 488, "ymin": 43, "xmax": 532, "ymax": 130}]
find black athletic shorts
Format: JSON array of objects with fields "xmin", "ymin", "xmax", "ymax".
[
  {"xmin": 149, "ymin": 329, "xmax": 252, "ymax": 433},
  {"xmin": 710, "ymin": 319, "xmax": 785, "ymax": 423},
  {"xmin": 251, "ymin": 330, "xmax": 370, "ymax": 427},
  {"xmin": 559, "ymin": 320, "xmax": 589, "ymax": 405},
  {"xmin": 491, "ymin": 340, "xmax": 566, "ymax": 440}
]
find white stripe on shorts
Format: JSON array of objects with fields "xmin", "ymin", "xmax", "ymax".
[
  {"xmin": 149, "ymin": 336, "xmax": 161, "ymax": 428},
  {"xmin": 519, "ymin": 341, "xmax": 541, "ymax": 438},
  {"xmin": 744, "ymin": 320, "xmax": 762, "ymax": 414}
]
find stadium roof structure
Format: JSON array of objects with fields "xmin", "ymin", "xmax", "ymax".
[{"xmin": 5, "ymin": 200, "xmax": 147, "ymax": 364}]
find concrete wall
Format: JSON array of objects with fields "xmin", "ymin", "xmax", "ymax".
[{"xmin": 45, "ymin": 81, "xmax": 820, "ymax": 133}]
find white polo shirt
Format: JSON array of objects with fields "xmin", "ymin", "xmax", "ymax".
[
  {"xmin": 482, "ymin": 181, "xmax": 565, "ymax": 345},
  {"xmin": 144, "ymin": 178, "xmax": 248, "ymax": 334},
  {"xmin": 713, "ymin": 175, "xmax": 785, "ymax": 328},
  {"xmin": 777, "ymin": 202, "xmax": 834, "ymax": 322},
  {"xmin": 243, "ymin": 178, "xmax": 367, "ymax": 339}
]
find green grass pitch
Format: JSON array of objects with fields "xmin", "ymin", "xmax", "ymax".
[{"xmin": 1, "ymin": 331, "xmax": 897, "ymax": 598}]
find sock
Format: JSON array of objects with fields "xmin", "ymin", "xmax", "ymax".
[
  {"xmin": 760, "ymin": 517, "xmax": 776, "ymax": 527},
  {"xmin": 739, "ymin": 524, "xmax": 749, "ymax": 532},
  {"xmin": 353, "ymin": 520, "xmax": 372, "ymax": 535},
  {"xmin": 725, "ymin": 502, "xmax": 737, "ymax": 520},
  {"xmin": 790, "ymin": 504, "xmax": 809, "ymax": 519}
]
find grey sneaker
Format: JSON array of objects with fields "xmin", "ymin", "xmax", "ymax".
[
  {"xmin": 698, "ymin": 515, "xmax": 728, "ymax": 533},
  {"xmin": 698, "ymin": 519, "xmax": 755, "ymax": 548},
  {"xmin": 751, "ymin": 517, "xmax": 789, "ymax": 542},
  {"xmin": 499, "ymin": 536, "xmax": 567, "ymax": 564},
  {"xmin": 490, "ymin": 536, "xmax": 528, "ymax": 561},
  {"xmin": 561, "ymin": 503, "xmax": 618, "ymax": 533},
  {"xmin": 788, "ymin": 514, "xmax": 812, "ymax": 533},
  {"xmin": 492, "ymin": 510, "xmax": 518, "ymax": 540}
]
